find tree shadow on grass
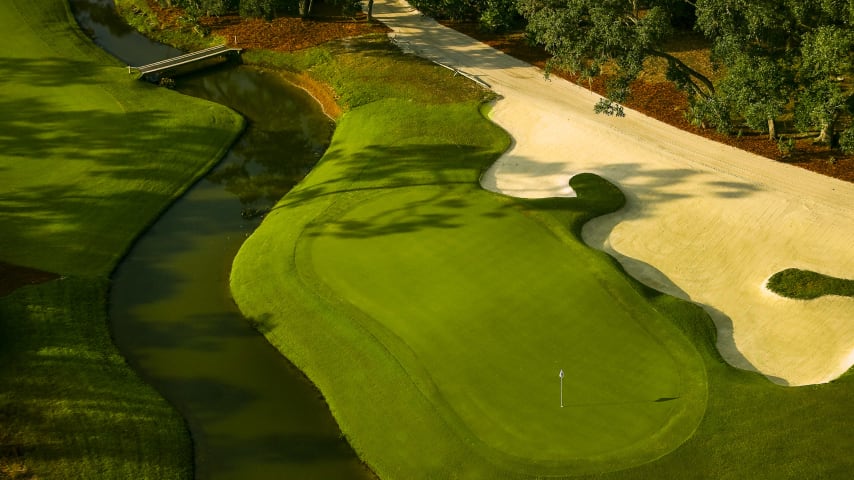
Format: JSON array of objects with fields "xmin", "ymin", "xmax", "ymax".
[
  {"xmin": 272, "ymin": 142, "xmax": 499, "ymax": 214},
  {"xmin": 0, "ymin": 92, "xmax": 240, "ymax": 274},
  {"xmin": 0, "ymin": 277, "xmax": 192, "ymax": 477},
  {"xmin": 0, "ymin": 56, "xmax": 102, "ymax": 88}
]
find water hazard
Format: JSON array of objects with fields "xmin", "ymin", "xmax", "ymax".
[{"xmin": 72, "ymin": 1, "xmax": 373, "ymax": 478}]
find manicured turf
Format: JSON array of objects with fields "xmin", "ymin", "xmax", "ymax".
[
  {"xmin": 233, "ymin": 36, "xmax": 853, "ymax": 479},
  {"xmin": 232, "ymin": 38, "xmax": 707, "ymax": 477},
  {"xmin": 0, "ymin": 0, "xmax": 242, "ymax": 477},
  {"xmin": 307, "ymin": 184, "xmax": 707, "ymax": 469},
  {"xmin": 0, "ymin": 0, "xmax": 242, "ymax": 276}
]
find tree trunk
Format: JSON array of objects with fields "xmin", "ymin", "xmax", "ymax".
[
  {"xmin": 815, "ymin": 122, "xmax": 832, "ymax": 144},
  {"xmin": 367, "ymin": 0, "xmax": 374, "ymax": 21},
  {"xmin": 299, "ymin": 0, "xmax": 312, "ymax": 18},
  {"xmin": 767, "ymin": 118, "xmax": 776, "ymax": 140},
  {"xmin": 815, "ymin": 112, "xmax": 838, "ymax": 144}
]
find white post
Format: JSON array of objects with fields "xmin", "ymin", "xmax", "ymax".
[{"xmin": 559, "ymin": 369, "xmax": 564, "ymax": 408}]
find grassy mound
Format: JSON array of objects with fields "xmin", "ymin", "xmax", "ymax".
[
  {"xmin": 767, "ymin": 268, "xmax": 854, "ymax": 299},
  {"xmin": 232, "ymin": 36, "xmax": 708, "ymax": 478},
  {"xmin": 0, "ymin": 0, "xmax": 243, "ymax": 477}
]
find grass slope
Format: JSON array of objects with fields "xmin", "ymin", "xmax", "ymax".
[
  {"xmin": 233, "ymin": 36, "xmax": 853, "ymax": 479},
  {"xmin": 232, "ymin": 37, "xmax": 707, "ymax": 478},
  {"xmin": 0, "ymin": 0, "xmax": 243, "ymax": 477}
]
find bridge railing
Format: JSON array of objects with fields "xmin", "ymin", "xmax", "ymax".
[{"xmin": 130, "ymin": 45, "xmax": 242, "ymax": 76}]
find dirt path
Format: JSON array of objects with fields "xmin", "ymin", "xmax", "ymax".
[{"xmin": 373, "ymin": 0, "xmax": 854, "ymax": 386}]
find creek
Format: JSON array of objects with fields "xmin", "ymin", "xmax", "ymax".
[{"xmin": 70, "ymin": 1, "xmax": 373, "ymax": 478}]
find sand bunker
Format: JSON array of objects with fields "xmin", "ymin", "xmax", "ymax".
[{"xmin": 374, "ymin": 0, "xmax": 854, "ymax": 386}]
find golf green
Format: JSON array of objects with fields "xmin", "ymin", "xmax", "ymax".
[{"xmin": 300, "ymin": 185, "xmax": 706, "ymax": 472}]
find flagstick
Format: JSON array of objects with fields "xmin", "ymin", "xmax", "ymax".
[{"xmin": 559, "ymin": 369, "xmax": 564, "ymax": 408}]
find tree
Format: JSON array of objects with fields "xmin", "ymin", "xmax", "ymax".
[
  {"xmin": 706, "ymin": 34, "xmax": 791, "ymax": 138},
  {"xmin": 795, "ymin": 24, "xmax": 853, "ymax": 144},
  {"xmin": 521, "ymin": 0, "xmax": 853, "ymax": 147},
  {"xmin": 297, "ymin": 0, "xmax": 314, "ymax": 17},
  {"xmin": 518, "ymin": 0, "xmax": 715, "ymax": 117},
  {"xmin": 240, "ymin": 0, "xmax": 276, "ymax": 19},
  {"xmin": 410, "ymin": 0, "xmax": 522, "ymax": 32},
  {"xmin": 695, "ymin": 0, "xmax": 852, "ymax": 143}
]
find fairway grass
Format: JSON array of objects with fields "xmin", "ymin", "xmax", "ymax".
[
  {"xmin": 232, "ymin": 36, "xmax": 853, "ymax": 479},
  {"xmin": 1, "ymin": 0, "xmax": 242, "ymax": 276},
  {"xmin": 1, "ymin": 0, "xmax": 242, "ymax": 477}
]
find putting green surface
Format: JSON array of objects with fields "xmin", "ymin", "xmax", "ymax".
[
  {"xmin": 232, "ymin": 94, "xmax": 707, "ymax": 477},
  {"xmin": 306, "ymin": 186, "xmax": 705, "ymax": 465}
]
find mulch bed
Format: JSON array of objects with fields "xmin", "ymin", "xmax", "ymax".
[{"xmin": 145, "ymin": 1, "xmax": 389, "ymax": 52}]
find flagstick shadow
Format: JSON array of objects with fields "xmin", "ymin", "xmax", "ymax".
[{"xmin": 560, "ymin": 397, "xmax": 680, "ymax": 408}]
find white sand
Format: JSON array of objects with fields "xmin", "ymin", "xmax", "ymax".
[{"xmin": 373, "ymin": 0, "xmax": 854, "ymax": 386}]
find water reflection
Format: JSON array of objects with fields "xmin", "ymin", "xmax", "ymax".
[
  {"xmin": 175, "ymin": 65, "xmax": 334, "ymax": 215},
  {"xmin": 71, "ymin": 0, "xmax": 373, "ymax": 478},
  {"xmin": 70, "ymin": 0, "xmax": 182, "ymax": 66}
]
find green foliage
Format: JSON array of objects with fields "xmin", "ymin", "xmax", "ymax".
[
  {"xmin": 158, "ymin": 0, "xmax": 236, "ymax": 16},
  {"xmin": 713, "ymin": 36, "xmax": 789, "ymax": 134},
  {"xmin": 776, "ymin": 135, "xmax": 795, "ymax": 155},
  {"xmin": 686, "ymin": 95, "xmax": 731, "ymax": 132},
  {"xmin": 410, "ymin": 0, "xmax": 523, "ymax": 32},
  {"xmin": 239, "ymin": 0, "xmax": 275, "ymax": 18},
  {"xmin": 520, "ymin": 0, "xmax": 852, "ymax": 142},
  {"xmin": 795, "ymin": 79, "xmax": 847, "ymax": 140},
  {"xmin": 795, "ymin": 24, "xmax": 853, "ymax": 142},
  {"xmin": 410, "ymin": 0, "xmax": 477, "ymax": 20},
  {"xmin": 479, "ymin": 0, "xmax": 523, "ymax": 32},
  {"xmin": 840, "ymin": 126, "xmax": 854, "ymax": 153},
  {"xmin": 767, "ymin": 268, "xmax": 854, "ymax": 299},
  {"xmin": 697, "ymin": 0, "xmax": 853, "ymax": 142},
  {"xmin": 520, "ymin": 0, "xmax": 714, "ymax": 116}
]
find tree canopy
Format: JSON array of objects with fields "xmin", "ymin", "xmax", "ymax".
[
  {"xmin": 157, "ymin": 0, "xmax": 360, "ymax": 19},
  {"xmin": 518, "ymin": 0, "xmax": 853, "ymax": 148}
]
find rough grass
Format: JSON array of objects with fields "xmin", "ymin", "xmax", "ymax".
[
  {"xmin": 767, "ymin": 268, "xmax": 854, "ymax": 299},
  {"xmin": 232, "ymin": 35, "xmax": 853, "ymax": 479},
  {"xmin": 0, "ymin": 278, "xmax": 191, "ymax": 480},
  {"xmin": 0, "ymin": 0, "xmax": 243, "ymax": 477}
]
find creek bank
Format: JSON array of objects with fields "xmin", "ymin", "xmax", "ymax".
[{"xmin": 71, "ymin": 1, "xmax": 375, "ymax": 478}]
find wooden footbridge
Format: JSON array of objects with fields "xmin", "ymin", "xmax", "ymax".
[{"xmin": 129, "ymin": 44, "xmax": 242, "ymax": 77}]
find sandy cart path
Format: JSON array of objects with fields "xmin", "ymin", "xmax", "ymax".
[{"xmin": 373, "ymin": 0, "xmax": 854, "ymax": 386}]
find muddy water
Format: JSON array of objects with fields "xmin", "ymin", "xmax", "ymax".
[{"xmin": 71, "ymin": 1, "xmax": 373, "ymax": 478}]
